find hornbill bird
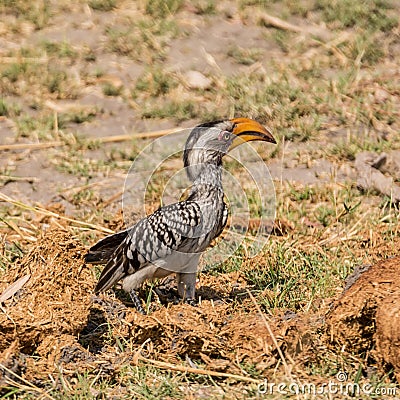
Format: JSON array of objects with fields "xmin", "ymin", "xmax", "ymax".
[{"xmin": 85, "ymin": 118, "xmax": 276, "ymax": 313}]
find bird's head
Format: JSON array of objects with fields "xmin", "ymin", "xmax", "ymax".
[{"xmin": 184, "ymin": 118, "xmax": 276, "ymax": 181}]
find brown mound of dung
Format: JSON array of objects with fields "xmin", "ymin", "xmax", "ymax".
[
  {"xmin": 375, "ymin": 290, "xmax": 400, "ymax": 382},
  {"xmin": 0, "ymin": 229, "xmax": 94, "ymax": 378},
  {"xmin": 326, "ymin": 256, "xmax": 400, "ymax": 378}
]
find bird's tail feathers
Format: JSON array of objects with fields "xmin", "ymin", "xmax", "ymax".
[
  {"xmin": 85, "ymin": 229, "xmax": 129, "ymax": 265},
  {"xmin": 95, "ymin": 244, "xmax": 127, "ymax": 293}
]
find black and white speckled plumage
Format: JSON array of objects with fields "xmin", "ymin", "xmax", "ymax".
[
  {"xmin": 88, "ymin": 121, "xmax": 232, "ymax": 297},
  {"xmin": 85, "ymin": 118, "xmax": 275, "ymax": 307}
]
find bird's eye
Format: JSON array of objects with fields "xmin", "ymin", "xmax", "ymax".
[{"xmin": 223, "ymin": 132, "xmax": 231, "ymax": 141}]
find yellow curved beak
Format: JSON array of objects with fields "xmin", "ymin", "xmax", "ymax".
[{"xmin": 229, "ymin": 117, "xmax": 276, "ymax": 151}]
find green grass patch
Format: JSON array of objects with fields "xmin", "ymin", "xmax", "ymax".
[
  {"xmin": 0, "ymin": 0, "xmax": 50, "ymax": 29},
  {"xmin": 142, "ymin": 99, "xmax": 198, "ymax": 121},
  {"xmin": 227, "ymin": 45, "xmax": 263, "ymax": 65},
  {"xmin": 144, "ymin": 0, "xmax": 183, "ymax": 17},
  {"xmin": 316, "ymin": 0, "xmax": 397, "ymax": 31},
  {"xmin": 0, "ymin": 60, "xmax": 78, "ymax": 99},
  {"xmin": 106, "ymin": 18, "xmax": 179, "ymax": 62},
  {"xmin": 89, "ymin": 0, "xmax": 118, "ymax": 11},
  {"xmin": 192, "ymin": 0, "xmax": 216, "ymax": 15},
  {"xmin": 133, "ymin": 67, "xmax": 178, "ymax": 98},
  {"xmin": 41, "ymin": 40, "xmax": 78, "ymax": 59},
  {"xmin": 0, "ymin": 98, "xmax": 21, "ymax": 117},
  {"xmin": 102, "ymin": 82, "xmax": 122, "ymax": 96}
]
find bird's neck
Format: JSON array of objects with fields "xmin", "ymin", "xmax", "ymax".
[{"xmin": 187, "ymin": 163, "xmax": 223, "ymax": 200}]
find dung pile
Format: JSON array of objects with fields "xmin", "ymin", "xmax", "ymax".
[
  {"xmin": 0, "ymin": 229, "xmax": 94, "ymax": 380},
  {"xmin": 326, "ymin": 256, "xmax": 400, "ymax": 380},
  {"xmin": 375, "ymin": 290, "xmax": 400, "ymax": 381}
]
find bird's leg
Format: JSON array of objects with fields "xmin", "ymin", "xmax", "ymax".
[
  {"xmin": 176, "ymin": 272, "xmax": 197, "ymax": 305},
  {"xmin": 129, "ymin": 289, "xmax": 145, "ymax": 314}
]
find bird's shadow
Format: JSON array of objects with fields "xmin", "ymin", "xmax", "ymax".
[
  {"xmin": 77, "ymin": 296, "xmax": 128, "ymax": 355},
  {"xmin": 77, "ymin": 309, "xmax": 109, "ymax": 354}
]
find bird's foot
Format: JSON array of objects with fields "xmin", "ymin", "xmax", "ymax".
[
  {"xmin": 185, "ymin": 298, "xmax": 198, "ymax": 307},
  {"xmin": 176, "ymin": 297, "xmax": 198, "ymax": 307},
  {"xmin": 129, "ymin": 289, "xmax": 145, "ymax": 315}
]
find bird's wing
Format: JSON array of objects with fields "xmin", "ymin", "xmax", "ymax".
[{"xmin": 95, "ymin": 201, "xmax": 202, "ymax": 293}]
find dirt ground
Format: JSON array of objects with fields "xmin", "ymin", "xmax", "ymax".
[{"xmin": 1, "ymin": 0, "xmax": 400, "ymax": 398}]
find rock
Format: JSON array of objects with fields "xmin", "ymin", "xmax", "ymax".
[
  {"xmin": 355, "ymin": 151, "xmax": 400, "ymax": 203},
  {"xmin": 184, "ymin": 70, "xmax": 212, "ymax": 90}
]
